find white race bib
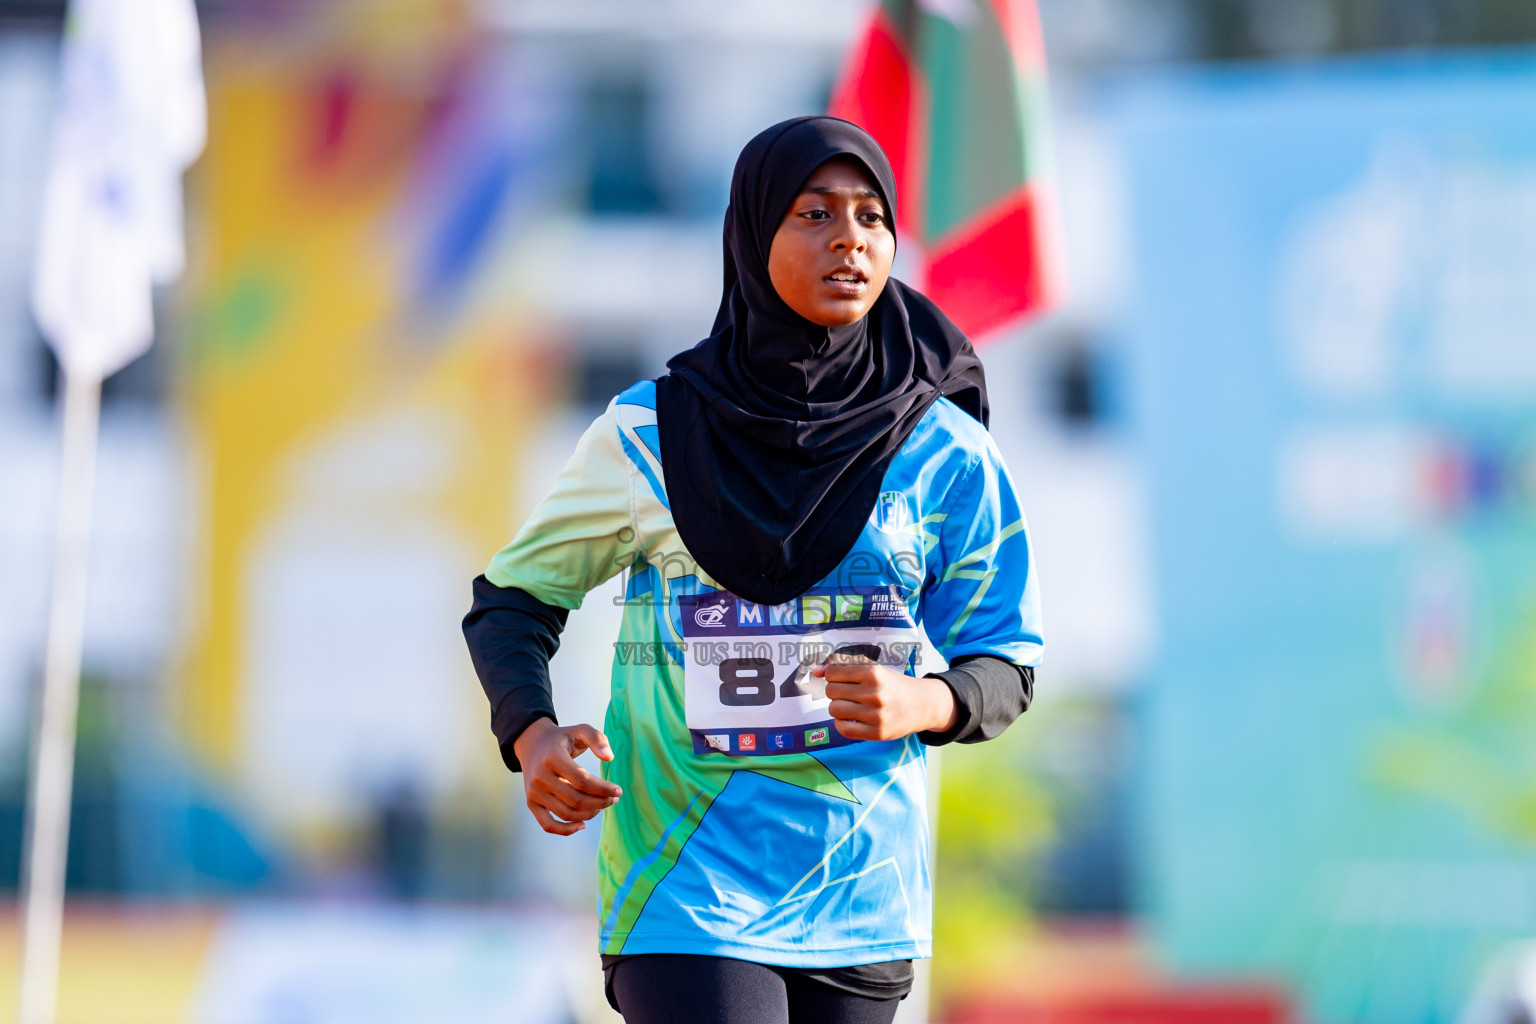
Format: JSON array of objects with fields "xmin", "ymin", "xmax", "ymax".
[{"xmin": 678, "ymin": 586, "xmax": 922, "ymax": 757}]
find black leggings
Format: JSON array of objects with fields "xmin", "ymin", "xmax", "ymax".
[{"xmin": 608, "ymin": 954, "xmax": 903, "ymax": 1024}]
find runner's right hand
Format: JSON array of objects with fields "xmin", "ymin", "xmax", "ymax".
[{"xmin": 512, "ymin": 718, "xmax": 622, "ymax": 836}]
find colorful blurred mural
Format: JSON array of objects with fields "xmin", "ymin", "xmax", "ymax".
[{"xmin": 178, "ymin": 14, "xmax": 563, "ymax": 849}]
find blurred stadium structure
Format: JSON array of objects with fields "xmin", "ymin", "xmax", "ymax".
[{"xmin": 0, "ymin": 0, "xmax": 1535, "ymax": 1021}]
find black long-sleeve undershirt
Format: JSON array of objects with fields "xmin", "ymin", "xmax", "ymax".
[
  {"xmin": 462, "ymin": 576, "xmax": 567, "ymax": 772},
  {"xmin": 463, "ymin": 575, "xmax": 1032, "ymax": 772}
]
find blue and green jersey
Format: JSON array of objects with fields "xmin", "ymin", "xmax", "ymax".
[{"xmin": 486, "ymin": 380, "xmax": 1042, "ymax": 965}]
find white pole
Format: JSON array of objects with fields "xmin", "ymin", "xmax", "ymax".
[{"xmin": 18, "ymin": 370, "xmax": 104, "ymax": 1024}]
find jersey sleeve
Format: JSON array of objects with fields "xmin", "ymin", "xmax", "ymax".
[
  {"xmin": 922, "ymin": 439, "xmax": 1044, "ymax": 668},
  {"xmin": 485, "ymin": 401, "xmax": 640, "ymax": 610}
]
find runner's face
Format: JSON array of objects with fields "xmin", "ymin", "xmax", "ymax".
[{"xmin": 767, "ymin": 157, "xmax": 894, "ymax": 327}]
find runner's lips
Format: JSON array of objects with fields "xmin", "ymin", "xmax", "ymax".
[{"xmin": 824, "ymin": 267, "xmax": 868, "ymax": 296}]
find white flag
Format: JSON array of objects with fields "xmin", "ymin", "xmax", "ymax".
[{"xmin": 31, "ymin": 0, "xmax": 206, "ymax": 382}]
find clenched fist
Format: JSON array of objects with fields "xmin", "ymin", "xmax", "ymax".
[{"xmin": 814, "ymin": 661, "xmax": 958, "ymax": 741}]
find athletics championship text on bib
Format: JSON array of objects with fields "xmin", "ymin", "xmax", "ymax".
[{"xmin": 678, "ymin": 586, "xmax": 922, "ymax": 757}]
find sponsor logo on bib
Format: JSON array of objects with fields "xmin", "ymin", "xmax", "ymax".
[
  {"xmin": 703, "ymin": 733, "xmax": 730, "ymax": 752},
  {"xmin": 694, "ymin": 603, "xmax": 728, "ymax": 628},
  {"xmin": 805, "ymin": 727, "xmax": 830, "ymax": 747},
  {"xmin": 737, "ymin": 733, "xmax": 757, "ymax": 752}
]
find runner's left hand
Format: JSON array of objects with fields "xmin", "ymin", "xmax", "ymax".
[{"xmin": 815, "ymin": 663, "xmax": 958, "ymax": 741}]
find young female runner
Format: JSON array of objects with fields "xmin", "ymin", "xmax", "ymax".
[{"xmin": 464, "ymin": 116, "xmax": 1043, "ymax": 1024}]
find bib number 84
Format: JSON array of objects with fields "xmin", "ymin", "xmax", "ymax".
[{"xmin": 717, "ymin": 645, "xmax": 885, "ymax": 707}]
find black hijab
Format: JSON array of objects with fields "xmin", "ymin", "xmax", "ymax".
[{"xmin": 655, "ymin": 116, "xmax": 988, "ymax": 606}]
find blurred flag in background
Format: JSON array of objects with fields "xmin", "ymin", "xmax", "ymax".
[
  {"xmin": 32, "ymin": 0, "xmax": 205, "ymax": 379},
  {"xmin": 829, "ymin": 0, "xmax": 1062, "ymax": 338}
]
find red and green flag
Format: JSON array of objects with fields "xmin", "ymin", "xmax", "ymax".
[{"xmin": 829, "ymin": 0, "xmax": 1063, "ymax": 339}]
